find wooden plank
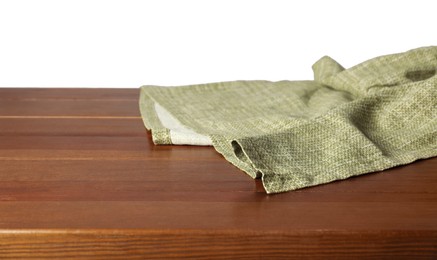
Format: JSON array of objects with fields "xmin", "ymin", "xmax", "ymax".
[
  {"xmin": 0, "ymin": 157, "xmax": 434, "ymax": 183},
  {"xmin": 0, "ymin": 100, "xmax": 140, "ymax": 117},
  {"xmin": 0, "ymin": 136, "xmax": 152, "ymax": 151},
  {"xmin": 0, "ymin": 158, "xmax": 435, "ymax": 203},
  {"xmin": 0, "ymin": 229, "xmax": 435, "ymax": 259},
  {"xmin": 0, "ymin": 181, "xmax": 256, "ymax": 201},
  {"xmin": 0, "ymin": 181, "xmax": 436, "ymax": 202},
  {"xmin": 0, "ymin": 88, "xmax": 139, "ymax": 100},
  {"xmin": 0, "ymin": 136, "xmax": 221, "ymax": 161},
  {"xmin": 0, "ymin": 156, "xmax": 435, "ymax": 186},
  {"xmin": 0, "ymin": 160, "xmax": 249, "ymax": 182},
  {"xmin": 0, "ymin": 118, "xmax": 146, "ymax": 136},
  {"xmin": 0, "ymin": 201, "xmax": 436, "ymax": 230}
]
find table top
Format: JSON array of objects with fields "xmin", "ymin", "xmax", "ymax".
[{"xmin": 0, "ymin": 88, "xmax": 436, "ymax": 259}]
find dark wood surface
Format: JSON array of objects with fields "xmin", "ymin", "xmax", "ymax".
[{"xmin": 0, "ymin": 88, "xmax": 436, "ymax": 259}]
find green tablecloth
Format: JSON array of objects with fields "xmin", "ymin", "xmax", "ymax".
[{"xmin": 139, "ymin": 46, "xmax": 437, "ymax": 193}]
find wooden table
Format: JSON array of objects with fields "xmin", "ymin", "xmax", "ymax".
[{"xmin": 0, "ymin": 88, "xmax": 436, "ymax": 259}]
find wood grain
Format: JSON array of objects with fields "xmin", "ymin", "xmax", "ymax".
[
  {"xmin": 1, "ymin": 200, "xmax": 437, "ymax": 230},
  {"xmin": 0, "ymin": 229, "xmax": 435, "ymax": 259},
  {"xmin": 0, "ymin": 118, "xmax": 146, "ymax": 136},
  {"xmin": 0, "ymin": 88, "xmax": 436, "ymax": 259},
  {"xmin": 0, "ymin": 136, "xmax": 221, "ymax": 161},
  {"xmin": 0, "ymin": 88, "xmax": 139, "ymax": 100},
  {"xmin": 0, "ymin": 100, "xmax": 140, "ymax": 117}
]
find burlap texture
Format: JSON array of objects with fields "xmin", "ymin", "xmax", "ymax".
[{"xmin": 139, "ymin": 46, "xmax": 437, "ymax": 193}]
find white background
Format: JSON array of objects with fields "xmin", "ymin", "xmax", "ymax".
[{"xmin": 0, "ymin": 0, "xmax": 435, "ymax": 88}]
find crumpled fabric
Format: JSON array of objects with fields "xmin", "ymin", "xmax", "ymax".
[{"xmin": 139, "ymin": 46, "xmax": 437, "ymax": 194}]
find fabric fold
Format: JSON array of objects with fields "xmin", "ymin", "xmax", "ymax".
[{"xmin": 139, "ymin": 46, "xmax": 437, "ymax": 194}]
